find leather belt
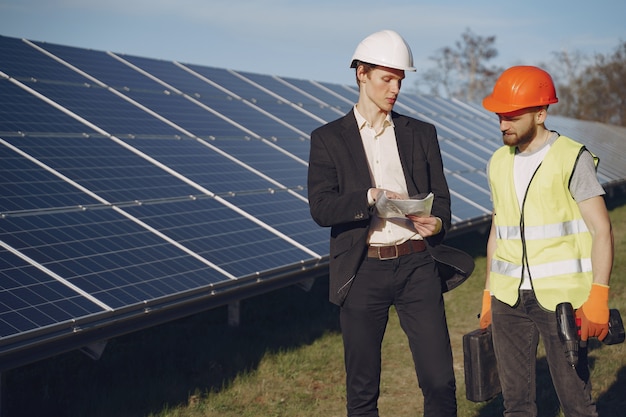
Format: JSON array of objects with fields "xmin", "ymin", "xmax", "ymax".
[{"xmin": 367, "ymin": 239, "xmax": 426, "ymax": 260}]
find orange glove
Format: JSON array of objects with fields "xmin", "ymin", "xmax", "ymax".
[
  {"xmin": 575, "ymin": 283, "xmax": 610, "ymax": 342},
  {"xmin": 479, "ymin": 290, "xmax": 492, "ymax": 329}
]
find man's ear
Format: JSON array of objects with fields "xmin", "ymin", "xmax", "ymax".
[
  {"xmin": 357, "ymin": 66, "xmax": 368, "ymax": 84},
  {"xmin": 536, "ymin": 107, "xmax": 548, "ymax": 123}
]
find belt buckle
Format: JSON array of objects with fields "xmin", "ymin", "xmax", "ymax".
[{"xmin": 377, "ymin": 245, "xmax": 399, "ymax": 261}]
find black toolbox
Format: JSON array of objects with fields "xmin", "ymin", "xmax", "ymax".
[{"xmin": 463, "ymin": 327, "xmax": 501, "ymax": 402}]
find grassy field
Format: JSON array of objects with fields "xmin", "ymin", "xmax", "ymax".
[{"xmin": 5, "ymin": 196, "xmax": 626, "ymax": 417}]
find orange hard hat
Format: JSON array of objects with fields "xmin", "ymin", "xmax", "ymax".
[{"xmin": 482, "ymin": 66, "xmax": 558, "ymax": 113}]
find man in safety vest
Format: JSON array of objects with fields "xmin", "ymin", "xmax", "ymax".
[{"xmin": 479, "ymin": 65, "xmax": 614, "ymax": 416}]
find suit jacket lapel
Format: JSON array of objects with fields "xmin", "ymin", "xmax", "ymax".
[{"xmin": 340, "ymin": 112, "xmax": 372, "ymax": 189}]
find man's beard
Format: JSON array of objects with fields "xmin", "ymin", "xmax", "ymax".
[{"xmin": 502, "ymin": 123, "xmax": 536, "ymax": 148}]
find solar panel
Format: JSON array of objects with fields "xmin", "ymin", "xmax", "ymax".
[
  {"xmin": 1, "ymin": 34, "xmax": 625, "ymax": 371},
  {"xmin": 282, "ymin": 77, "xmax": 354, "ymax": 115},
  {"xmin": 121, "ymin": 55, "xmax": 311, "ymax": 142},
  {"xmin": 235, "ymin": 70, "xmax": 344, "ymax": 123},
  {"xmin": 0, "ymin": 246, "xmax": 105, "ymax": 338}
]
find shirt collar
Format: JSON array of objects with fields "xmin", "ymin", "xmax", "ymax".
[{"xmin": 353, "ymin": 105, "xmax": 394, "ymax": 130}]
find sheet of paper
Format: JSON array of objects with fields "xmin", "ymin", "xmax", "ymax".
[{"xmin": 375, "ymin": 192, "xmax": 434, "ymax": 219}]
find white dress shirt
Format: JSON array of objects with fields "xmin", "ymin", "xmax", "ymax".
[{"xmin": 354, "ymin": 106, "xmax": 420, "ymax": 246}]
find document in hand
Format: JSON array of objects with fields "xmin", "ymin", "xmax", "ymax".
[{"xmin": 375, "ymin": 192, "xmax": 434, "ymax": 219}]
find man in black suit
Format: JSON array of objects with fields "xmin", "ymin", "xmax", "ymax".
[{"xmin": 307, "ymin": 30, "xmax": 457, "ymax": 417}]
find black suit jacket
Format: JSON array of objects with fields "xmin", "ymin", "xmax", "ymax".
[{"xmin": 308, "ymin": 110, "xmax": 452, "ymax": 305}]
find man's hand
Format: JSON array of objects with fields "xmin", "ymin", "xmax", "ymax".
[
  {"xmin": 576, "ymin": 283, "xmax": 610, "ymax": 341},
  {"xmin": 479, "ymin": 290, "xmax": 492, "ymax": 329},
  {"xmin": 370, "ymin": 188, "xmax": 406, "ymax": 202},
  {"xmin": 406, "ymin": 214, "xmax": 442, "ymax": 237}
]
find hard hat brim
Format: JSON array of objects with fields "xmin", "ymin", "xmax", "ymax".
[
  {"xmin": 482, "ymin": 95, "xmax": 558, "ymax": 114},
  {"xmin": 482, "ymin": 96, "xmax": 525, "ymax": 113},
  {"xmin": 350, "ymin": 59, "xmax": 416, "ymax": 72}
]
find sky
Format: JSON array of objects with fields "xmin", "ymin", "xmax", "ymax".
[{"xmin": 1, "ymin": 0, "xmax": 625, "ymax": 87}]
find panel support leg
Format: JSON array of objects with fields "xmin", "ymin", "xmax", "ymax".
[{"xmin": 228, "ymin": 300, "xmax": 241, "ymax": 327}]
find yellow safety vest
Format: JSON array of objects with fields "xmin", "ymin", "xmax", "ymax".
[{"xmin": 488, "ymin": 136, "xmax": 597, "ymax": 311}]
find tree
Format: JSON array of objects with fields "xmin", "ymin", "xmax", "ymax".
[
  {"xmin": 571, "ymin": 41, "xmax": 626, "ymax": 126},
  {"xmin": 546, "ymin": 41, "xmax": 626, "ymax": 126},
  {"xmin": 543, "ymin": 50, "xmax": 589, "ymax": 119},
  {"xmin": 416, "ymin": 28, "xmax": 503, "ymax": 103}
]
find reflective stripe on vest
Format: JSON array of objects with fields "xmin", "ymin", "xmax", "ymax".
[
  {"xmin": 491, "ymin": 257, "xmax": 592, "ymax": 280},
  {"xmin": 496, "ymin": 218, "xmax": 588, "ymax": 241}
]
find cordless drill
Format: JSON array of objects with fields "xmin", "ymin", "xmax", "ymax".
[{"xmin": 556, "ymin": 302, "xmax": 625, "ymax": 367}]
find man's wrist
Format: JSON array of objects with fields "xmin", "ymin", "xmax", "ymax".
[
  {"xmin": 367, "ymin": 188, "xmax": 376, "ymax": 206},
  {"xmin": 434, "ymin": 217, "xmax": 442, "ymax": 234}
]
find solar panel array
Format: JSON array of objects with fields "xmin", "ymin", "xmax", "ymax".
[{"xmin": 1, "ymin": 35, "xmax": 625, "ymax": 370}]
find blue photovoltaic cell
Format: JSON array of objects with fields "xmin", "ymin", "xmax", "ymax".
[
  {"xmin": 186, "ymin": 65, "xmax": 323, "ymax": 135},
  {"xmin": 121, "ymin": 55, "xmax": 309, "ymax": 140},
  {"xmin": 317, "ymin": 82, "xmax": 360, "ymax": 103},
  {"xmin": 34, "ymin": 43, "xmax": 314, "ymax": 171},
  {"xmin": 0, "ymin": 79, "xmax": 90, "ymax": 136},
  {"xmin": 0, "ymin": 37, "xmax": 91, "ymax": 86},
  {"xmin": 1, "ymin": 40, "xmax": 180, "ymax": 138},
  {"xmin": 446, "ymin": 175, "xmax": 492, "ymax": 220},
  {"xmin": 37, "ymin": 81, "xmax": 182, "ymax": 138},
  {"xmin": 199, "ymin": 127, "xmax": 313, "ymax": 164},
  {"xmin": 236, "ymin": 71, "xmax": 344, "ymax": 123},
  {"xmin": 2, "ymin": 136, "xmax": 200, "ymax": 203},
  {"xmin": 0, "ymin": 247, "xmax": 104, "ymax": 338},
  {"xmin": 216, "ymin": 191, "xmax": 328, "ymax": 253},
  {"xmin": 184, "ymin": 136, "xmax": 309, "ymax": 191},
  {"xmin": 0, "ymin": 142, "xmax": 100, "ymax": 212},
  {"xmin": 439, "ymin": 149, "xmax": 481, "ymax": 174},
  {"xmin": 122, "ymin": 197, "xmax": 320, "ymax": 277},
  {"xmin": 32, "ymin": 44, "xmax": 243, "ymax": 141},
  {"xmin": 31, "ymin": 42, "xmax": 221, "ymax": 138},
  {"xmin": 279, "ymin": 77, "xmax": 354, "ymax": 115},
  {"xmin": 0, "ymin": 208, "xmax": 230, "ymax": 310},
  {"xmin": 33, "ymin": 42, "xmax": 174, "ymax": 94},
  {"xmin": 119, "ymin": 136, "xmax": 302, "ymax": 194}
]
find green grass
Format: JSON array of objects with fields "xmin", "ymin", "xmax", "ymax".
[{"xmin": 5, "ymin": 197, "xmax": 626, "ymax": 417}]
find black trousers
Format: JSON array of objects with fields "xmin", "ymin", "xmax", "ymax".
[
  {"xmin": 340, "ymin": 250, "xmax": 457, "ymax": 417},
  {"xmin": 492, "ymin": 292, "xmax": 597, "ymax": 417}
]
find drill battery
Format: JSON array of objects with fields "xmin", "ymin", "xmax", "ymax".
[{"xmin": 604, "ymin": 308, "xmax": 626, "ymax": 345}]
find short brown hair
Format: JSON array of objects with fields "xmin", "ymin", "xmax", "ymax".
[{"xmin": 353, "ymin": 61, "xmax": 377, "ymax": 87}]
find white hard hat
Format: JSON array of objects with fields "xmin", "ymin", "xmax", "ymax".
[{"xmin": 350, "ymin": 30, "xmax": 416, "ymax": 72}]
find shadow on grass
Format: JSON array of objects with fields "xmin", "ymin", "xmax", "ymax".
[
  {"xmin": 5, "ymin": 278, "xmax": 340, "ymax": 417},
  {"xmin": 597, "ymin": 366, "xmax": 626, "ymax": 416}
]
